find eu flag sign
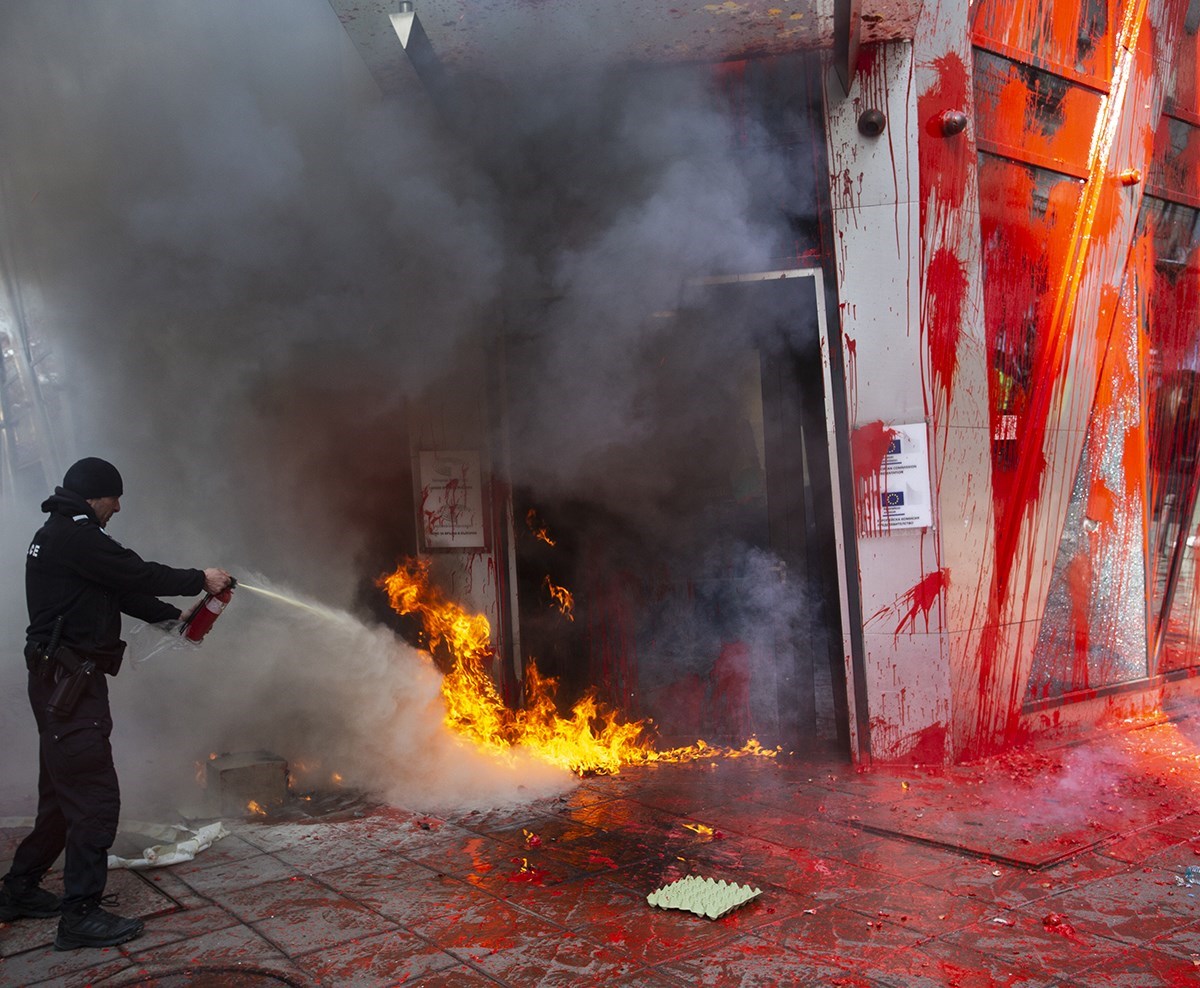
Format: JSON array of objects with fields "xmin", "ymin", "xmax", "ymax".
[{"xmin": 883, "ymin": 491, "xmax": 905, "ymax": 507}]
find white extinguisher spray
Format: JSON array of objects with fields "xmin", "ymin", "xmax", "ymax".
[{"xmin": 181, "ymin": 578, "xmax": 236, "ymax": 643}]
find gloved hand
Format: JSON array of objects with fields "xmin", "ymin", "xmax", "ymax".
[{"xmin": 203, "ymin": 568, "xmax": 233, "ymax": 593}]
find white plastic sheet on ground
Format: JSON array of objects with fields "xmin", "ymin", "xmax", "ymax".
[{"xmin": 107, "ymin": 821, "xmax": 229, "ymax": 870}]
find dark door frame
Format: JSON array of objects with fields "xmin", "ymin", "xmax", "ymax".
[{"xmin": 700, "ymin": 267, "xmax": 870, "ymax": 761}]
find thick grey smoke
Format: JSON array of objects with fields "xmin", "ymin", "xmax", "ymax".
[
  {"xmin": 0, "ymin": 0, "xmax": 813, "ymax": 815},
  {"xmin": 0, "ymin": 499, "xmax": 43, "ymax": 811},
  {"xmin": 121, "ymin": 578, "xmax": 572, "ymax": 816}
]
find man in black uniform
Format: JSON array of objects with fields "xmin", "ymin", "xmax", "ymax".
[{"xmin": 0, "ymin": 457, "xmax": 231, "ymax": 950}]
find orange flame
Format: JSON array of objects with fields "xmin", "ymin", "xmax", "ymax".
[
  {"xmin": 247, "ymin": 800, "xmax": 267, "ymax": 817},
  {"xmin": 378, "ymin": 558, "xmax": 777, "ymax": 775},
  {"xmin": 542, "ymin": 576, "xmax": 575, "ymax": 621},
  {"xmin": 525, "ymin": 509, "xmax": 556, "ymax": 546}
]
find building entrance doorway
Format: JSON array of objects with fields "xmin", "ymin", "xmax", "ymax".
[{"xmin": 505, "ymin": 270, "xmax": 850, "ymax": 756}]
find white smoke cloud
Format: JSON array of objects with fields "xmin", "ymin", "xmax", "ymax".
[{"xmin": 121, "ymin": 578, "xmax": 573, "ymax": 815}]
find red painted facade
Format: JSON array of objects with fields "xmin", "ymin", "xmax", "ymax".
[
  {"xmin": 824, "ymin": 0, "xmax": 1200, "ymax": 764},
  {"xmin": 912, "ymin": 0, "xmax": 1200, "ymax": 756}
]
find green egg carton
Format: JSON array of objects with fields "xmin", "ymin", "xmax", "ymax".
[{"xmin": 646, "ymin": 875, "xmax": 763, "ymax": 920}]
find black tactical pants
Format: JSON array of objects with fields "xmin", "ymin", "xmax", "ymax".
[{"xmin": 5, "ymin": 669, "xmax": 119, "ymax": 913}]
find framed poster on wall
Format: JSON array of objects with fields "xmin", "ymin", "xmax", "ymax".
[
  {"xmin": 416, "ymin": 450, "xmax": 487, "ymax": 549},
  {"xmin": 878, "ymin": 422, "xmax": 933, "ymax": 531}
]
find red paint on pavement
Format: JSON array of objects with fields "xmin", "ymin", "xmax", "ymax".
[{"xmin": 1042, "ymin": 911, "xmax": 1088, "ymax": 946}]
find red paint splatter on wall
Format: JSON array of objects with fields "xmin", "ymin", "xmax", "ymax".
[
  {"xmin": 961, "ymin": 0, "xmax": 1174, "ymax": 755},
  {"xmin": 869, "ymin": 568, "xmax": 951, "ymax": 638},
  {"xmin": 918, "ymin": 51, "xmax": 970, "ymax": 232},
  {"xmin": 978, "ymin": 157, "xmax": 1080, "ymax": 598},
  {"xmin": 925, "ymin": 247, "xmax": 968, "ymax": 408},
  {"xmin": 974, "ymin": 54, "xmax": 1101, "ymax": 176},
  {"xmin": 851, "ymin": 420, "xmax": 899, "ymax": 536},
  {"xmin": 917, "ymin": 50, "xmax": 972, "ymax": 422},
  {"xmin": 894, "ymin": 568, "xmax": 951, "ymax": 637}
]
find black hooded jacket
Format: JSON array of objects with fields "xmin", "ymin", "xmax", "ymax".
[{"xmin": 25, "ymin": 488, "xmax": 205, "ymax": 673}]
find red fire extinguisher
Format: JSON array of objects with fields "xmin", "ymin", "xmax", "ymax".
[{"xmin": 181, "ymin": 579, "xmax": 236, "ymax": 643}]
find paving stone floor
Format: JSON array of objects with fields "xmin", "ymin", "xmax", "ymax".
[{"xmin": 4, "ymin": 717, "xmax": 1200, "ymax": 986}]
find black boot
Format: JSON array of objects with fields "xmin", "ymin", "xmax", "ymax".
[
  {"xmin": 0, "ymin": 879, "xmax": 61, "ymax": 921},
  {"xmin": 54, "ymin": 898, "xmax": 144, "ymax": 950}
]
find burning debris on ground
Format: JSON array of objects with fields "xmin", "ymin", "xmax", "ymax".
[{"xmin": 242, "ymin": 786, "xmax": 379, "ymax": 825}]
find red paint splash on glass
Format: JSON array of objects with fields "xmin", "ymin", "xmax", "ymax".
[
  {"xmin": 973, "ymin": 0, "xmax": 1115, "ymax": 80},
  {"xmin": 1064, "ymin": 552, "xmax": 1092, "ymax": 688}
]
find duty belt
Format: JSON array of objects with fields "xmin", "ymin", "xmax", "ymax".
[
  {"xmin": 24, "ymin": 641, "xmax": 97, "ymax": 717},
  {"xmin": 25, "ymin": 642, "xmax": 88, "ymax": 673},
  {"xmin": 26, "ymin": 613, "xmax": 66, "ymax": 682}
]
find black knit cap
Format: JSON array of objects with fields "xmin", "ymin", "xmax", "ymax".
[{"xmin": 62, "ymin": 457, "xmax": 124, "ymax": 499}]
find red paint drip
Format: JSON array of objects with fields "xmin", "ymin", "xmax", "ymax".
[
  {"xmin": 844, "ymin": 333, "xmax": 859, "ymax": 419},
  {"xmin": 925, "ymin": 247, "xmax": 968, "ymax": 408},
  {"xmin": 918, "ymin": 51, "xmax": 970, "ymax": 231}
]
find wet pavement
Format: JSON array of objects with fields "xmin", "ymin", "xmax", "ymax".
[{"xmin": 4, "ymin": 717, "xmax": 1200, "ymax": 987}]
